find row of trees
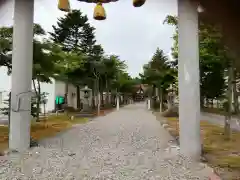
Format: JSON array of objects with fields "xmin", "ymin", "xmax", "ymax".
[
  {"xmin": 140, "ymin": 15, "xmax": 240, "ymax": 138},
  {"xmin": 0, "ymin": 10, "xmax": 138, "ymax": 120},
  {"xmin": 140, "ymin": 48, "xmax": 176, "ymax": 112},
  {"xmin": 163, "ymin": 15, "xmax": 229, "ymax": 105}
]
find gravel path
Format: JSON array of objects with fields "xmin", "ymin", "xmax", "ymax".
[{"xmin": 0, "ymin": 103, "xmax": 212, "ymax": 179}]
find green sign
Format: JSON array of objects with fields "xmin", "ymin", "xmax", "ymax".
[{"xmin": 55, "ymin": 96, "xmax": 65, "ymax": 105}]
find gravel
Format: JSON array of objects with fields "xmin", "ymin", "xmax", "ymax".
[{"xmin": 0, "ymin": 103, "xmax": 212, "ymax": 179}]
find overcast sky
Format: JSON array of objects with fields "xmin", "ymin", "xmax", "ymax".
[{"xmin": 0, "ymin": 0, "xmax": 177, "ymax": 77}]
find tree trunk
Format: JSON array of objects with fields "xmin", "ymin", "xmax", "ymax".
[
  {"xmin": 232, "ymin": 69, "xmax": 240, "ymax": 126},
  {"xmin": 33, "ymin": 79, "xmax": 37, "ymax": 94},
  {"xmin": 32, "ymin": 79, "xmax": 37, "ymax": 118},
  {"xmin": 105, "ymin": 79, "xmax": 110, "ymax": 105},
  {"xmin": 76, "ymin": 85, "xmax": 80, "ymax": 109},
  {"xmin": 101, "ymin": 91, "xmax": 104, "ymax": 107},
  {"xmin": 97, "ymin": 92, "xmax": 101, "ymax": 116},
  {"xmin": 99, "ymin": 79, "xmax": 104, "ymax": 107},
  {"xmin": 92, "ymin": 80, "xmax": 96, "ymax": 109},
  {"xmin": 200, "ymin": 96, "xmax": 204, "ymax": 108},
  {"xmin": 96, "ymin": 78, "xmax": 100, "ymax": 115},
  {"xmin": 211, "ymin": 99, "xmax": 214, "ymax": 108},
  {"xmin": 159, "ymin": 88, "xmax": 163, "ymax": 113},
  {"xmin": 43, "ymin": 102, "xmax": 46, "ymax": 119},
  {"xmin": 233, "ymin": 69, "xmax": 239, "ymax": 114},
  {"xmin": 65, "ymin": 59, "xmax": 69, "ymax": 109},
  {"xmin": 65, "ymin": 82, "xmax": 68, "ymax": 106},
  {"xmin": 36, "ymin": 79, "xmax": 41, "ymax": 122},
  {"xmin": 8, "ymin": 92, "xmax": 11, "ymax": 133},
  {"xmin": 225, "ymin": 65, "xmax": 233, "ymax": 140}
]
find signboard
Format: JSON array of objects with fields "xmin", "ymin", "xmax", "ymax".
[{"xmin": 55, "ymin": 96, "xmax": 65, "ymax": 105}]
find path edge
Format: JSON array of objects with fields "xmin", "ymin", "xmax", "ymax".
[{"xmin": 153, "ymin": 111, "xmax": 222, "ymax": 180}]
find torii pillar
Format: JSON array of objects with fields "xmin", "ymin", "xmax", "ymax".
[
  {"xmin": 178, "ymin": 0, "xmax": 201, "ymax": 160},
  {"xmin": 9, "ymin": 0, "xmax": 34, "ymax": 152}
]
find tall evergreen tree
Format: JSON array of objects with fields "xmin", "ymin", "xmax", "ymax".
[
  {"xmin": 49, "ymin": 10, "xmax": 93, "ymax": 52},
  {"xmin": 49, "ymin": 10, "xmax": 96, "ymax": 108},
  {"xmin": 140, "ymin": 48, "xmax": 176, "ymax": 111},
  {"xmin": 81, "ymin": 23, "xmax": 96, "ymax": 55}
]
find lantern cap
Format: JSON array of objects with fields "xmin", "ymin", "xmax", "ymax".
[{"xmin": 81, "ymin": 86, "xmax": 91, "ymax": 91}]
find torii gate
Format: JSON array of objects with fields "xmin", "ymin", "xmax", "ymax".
[{"xmin": 9, "ymin": 0, "xmax": 239, "ymax": 161}]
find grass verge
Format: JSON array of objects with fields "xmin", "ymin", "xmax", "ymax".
[
  {"xmin": 0, "ymin": 115, "xmax": 88, "ymax": 155},
  {"xmin": 165, "ymin": 117, "xmax": 240, "ymax": 180}
]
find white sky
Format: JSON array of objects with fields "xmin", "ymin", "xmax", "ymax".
[{"xmin": 0, "ymin": 0, "xmax": 177, "ymax": 77}]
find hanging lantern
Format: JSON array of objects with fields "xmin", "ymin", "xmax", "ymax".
[
  {"xmin": 133, "ymin": 0, "xmax": 146, "ymax": 7},
  {"xmin": 58, "ymin": 0, "xmax": 71, "ymax": 12},
  {"xmin": 93, "ymin": 3, "xmax": 106, "ymax": 20}
]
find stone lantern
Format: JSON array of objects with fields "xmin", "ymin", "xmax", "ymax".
[
  {"xmin": 167, "ymin": 84, "xmax": 176, "ymax": 108},
  {"xmin": 80, "ymin": 86, "xmax": 92, "ymax": 112}
]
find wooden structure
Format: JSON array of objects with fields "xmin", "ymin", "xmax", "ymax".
[{"xmin": 133, "ymin": 84, "xmax": 148, "ymax": 101}]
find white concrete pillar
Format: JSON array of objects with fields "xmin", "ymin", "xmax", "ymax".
[
  {"xmin": 9, "ymin": 0, "xmax": 34, "ymax": 152},
  {"xmin": 178, "ymin": 0, "xmax": 201, "ymax": 160},
  {"xmin": 147, "ymin": 99, "xmax": 151, "ymax": 110},
  {"xmin": 116, "ymin": 95, "xmax": 120, "ymax": 110}
]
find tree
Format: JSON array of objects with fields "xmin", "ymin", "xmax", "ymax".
[
  {"xmin": 50, "ymin": 10, "xmax": 91, "ymax": 52},
  {"xmin": 0, "ymin": 24, "xmax": 59, "ymax": 121},
  {"xmin": 49, "ymin": 10, "xmax": 96, "ymax": 109},
  {"xmin": 0, "ymin": 27, "xmax": 13, "ymax": 73},
  {"xmin": 0, "ymin": 92, "xmax": 40, "ymax": 119},
  {"xmin": 164, "ymin": 15, "xmax": 228, "ymax": 106},
  {"xmin": 99, "ymin": 55, "xmax": 126, "ymax": 104},
  {"xmin": 0, "ymin": 24, "xmax": 49, "ymax": 73},
  {"xmin": 81, "ymin": 23, "xmax": 96, "ymax": 55},
  {"xmin": 164, "ymin": 15, "xmax": 237, "ymax": 138},
  {"xmin": 140, "ymin": 48, "xmax": 176, "ymax": 111}
]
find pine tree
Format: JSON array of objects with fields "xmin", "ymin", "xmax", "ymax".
[
  {"xmin": 49, "ymin": 10, "xmax": 95, "ymax": 53},
  {"xmin": 81, "ymin": 23, "xmax": 96, "ymax": 55},
  {"xmin": 49, "ymin": 10, "xmax": 96, "ymax": 109}
]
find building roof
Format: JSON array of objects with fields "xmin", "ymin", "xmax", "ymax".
[{"xmin": 133, "ymin": 84, "xmax": 149, "ymax": 93}]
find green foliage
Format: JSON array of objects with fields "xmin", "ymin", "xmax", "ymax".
[
  {"xmin": 49, "ymin": 10, "xmax": 97, "ymax": 86},
  {"xmin": 49, "ymin": 9, "xmax": 135, "ymax": 98},
  {"xmin": 0, "ymin": 10, "xmax": 136, "ymax": 113},
  {"xmin": 0, "ymin": 93, "xmax": 47, "ymax": 118},
  {"xmin": 164, "ymin": 15, "xmax": 229, "ymax": 102},
  {"xmin": 50, "ymin": 10, "xmax": 91, "ymax": 52},
  {"xmin": 140, "ymin": 48, "xmax": 176, "ymax": 92},
  {"xmin": 0, "ymin": 27, "xmax": 13, "ymax": 73},
  {"xmin": 0, "ymin": 24, "xmax": 58, "ymax": 82}
]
